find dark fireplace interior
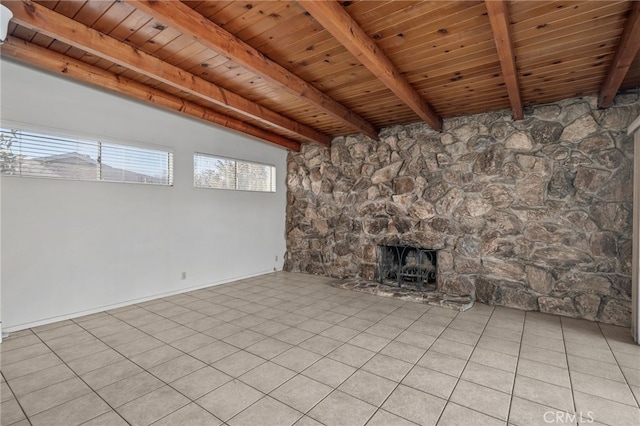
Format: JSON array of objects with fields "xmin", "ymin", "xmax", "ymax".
[{"xmin": 377, "ymin": 245, "xmax": 437, "ymax": 291}]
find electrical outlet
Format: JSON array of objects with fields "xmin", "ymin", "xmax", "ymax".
[
  {"xmin": 181, "ymin": 272, "xmax": 187, "ymax": 280},
  {"xmin": 275, "ymin": 255, "xmax": 278, "ymax": 262}
]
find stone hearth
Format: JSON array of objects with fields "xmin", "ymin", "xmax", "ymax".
[
  {"xmin": 332, "ymin": 278, "xmax": 474, "ymax": 311},
  {"xmin": 285, "ymin": 92, "xmax": 640, "ymax": 326}
]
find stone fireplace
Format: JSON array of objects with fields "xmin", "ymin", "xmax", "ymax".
[
  {"xmin": 285, "ymin": 92, "xmax": 640, "ymax": 326},
  {"xmin": 377, "ymin": 245, "xmax": 437, "ymax": 291}
]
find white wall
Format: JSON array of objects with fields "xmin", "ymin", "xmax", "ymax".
[{"xmin": 0, "ymin": 59, "xmax": 288, "ymax": 331}]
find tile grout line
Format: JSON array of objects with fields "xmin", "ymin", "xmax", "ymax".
[
  {"xmin": 0, "ymin": 370, "xmax": 33, "ymax": 426},
  {"xmin": 505, "ymin": 310, "xmax": 529, "ymax": 426},
  {"xmin": 3, "ymin": 279, "xmax": 490, "ymax": 425},
  {"xmin": 134, "ymin": 279, "xmax": 311, "ymax": 425},
  {"xmin": 6, "ymin": 273, "xmax": 638, "ymax": 426},
  {"xmin": 357, "ymin": 304, "xmax": 519, "ymax": 425},
  {"xmin": 25, "ymin": 326, "xmax": 131, "ymax": 426},
  {"xmin": 178, "ymin": 279, "xmax": 365, "ymax": 425},
  {"xmin": 249, "ymin": 298, "xmax": 417, "ymax": 425},
  {"xmin": 360, "ymin": 302, "xmax": 442, "ymax": 426},
  {"xmin": 73, "ymin": 304, "xmax": 271, "ymax": 424},
  {"xmin": 559, "ymin": 316, "xmax": 580, "ymax": 426},
  {"xmin": 433, "ymin": 305, "xmax": 513, "ymax": 425},
  {"xmin": 513, "ymin": 316, "xmax": 583, "ymax": 418},
  {"xmin": 75, "ymin": 287, "xmax": 289, "ymax": 423},
  {"xmin": 377, "ymin": 304, "xmax": 458, "ymax": 426},
  {"xmin": 84, "ymin": 277, "xmax": 372, "ymax": 425},
  {"xmin": 598, "ymin": 321, "xmax": 640, "ymax": 409},
  {"xmin": 229, "ymin": 296, "xmax": 430, "ymax": 425},
  {"xmin": 77, "ymin": 294, "xmax": 305, "ymax": 424}
]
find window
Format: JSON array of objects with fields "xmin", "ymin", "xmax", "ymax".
[
  {"xmin": 0, "ymin": 128, "xmax": 173, "ymax": 185},
  {"xmin": 194, "ymin": 153, "xmax": 276, "ymax": 192}
]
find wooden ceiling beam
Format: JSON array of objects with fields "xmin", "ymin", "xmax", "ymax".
[
  {"xmin": 5, "ymin": 0, "xmax": 329, "ymax": 146},
  {"xmin": 125, "ymin": 0, "xmax": 379, "ymax": 140},
  {"xmin": 485, "ymin": 0, "xmax": 523, "ymax": 120},
  {"xmin": 1, "ymin": 36, "xmax": 300, "ymax": 151},
  {"xmin": 298, "ymin": 1, "xmax": 442, "ymax": 132},
  {"xmin": 598, "ymin": 1, "xmax": 640, "ymax": 108}
]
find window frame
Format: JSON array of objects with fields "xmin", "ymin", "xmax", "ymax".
[
  {"xmin": 0, "ymin": 126, "xmax": 174, "ymax": 186},
  {"xmin": 193, "ymin": 152, "xmax": 277, "ymax": 193}
]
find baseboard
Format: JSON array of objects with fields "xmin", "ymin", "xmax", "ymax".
[{"xmin": 2, "ymin": 268, "xmax": 282, "ymax": 333}]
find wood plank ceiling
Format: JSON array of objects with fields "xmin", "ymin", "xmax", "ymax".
[{"xmin": 2, "ymin": 0, "xmax": 640, "ymax": 151}]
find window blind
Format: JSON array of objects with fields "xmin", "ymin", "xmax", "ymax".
[
  {"xmin": 0, "ymin": 128, "xmax": 173, "ymax": 185},
  {"xmin": 194, "ymin": 152, "xmax": 276, "ymax": 192}
]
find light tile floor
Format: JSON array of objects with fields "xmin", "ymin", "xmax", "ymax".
[{"xmin": 1, "ymin": 271, "xmax": 639, "ymax": 426}]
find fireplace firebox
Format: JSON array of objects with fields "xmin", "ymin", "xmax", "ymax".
[{"xmin": 377, "ymin": 245, "xmax": 437, "ymax": 291}]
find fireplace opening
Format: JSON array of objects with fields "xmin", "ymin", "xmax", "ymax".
[{"xmin": 377, "ymin": 245, "xmax": 437, "ymax": 291}]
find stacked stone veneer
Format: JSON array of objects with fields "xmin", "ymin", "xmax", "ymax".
[{"xmin": 285, "ymin": 93, "xmax": 640, "ymax": 326}]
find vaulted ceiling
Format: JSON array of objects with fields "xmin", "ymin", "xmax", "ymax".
[{"xmin": 3, "ymin": 0, "xmax": 640, "ymax": 152}]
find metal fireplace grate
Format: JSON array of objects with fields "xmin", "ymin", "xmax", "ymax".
[{"xmin": 377, "ymin": 245, "xmax": 437, "ymax": 291}]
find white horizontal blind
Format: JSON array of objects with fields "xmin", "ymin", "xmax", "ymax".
[
  {"xmin": 194, "ymin": 154, "xmax": 236, "ymax": 190},
  {"xmin": 100, "ymin": 142, "xmax": 173, "ymax": 185},
  {"xmin": 0, "ymin": 128, "xmax": 173, "ymax": 185},
  {"xmin": 194, "ymin": 152, "xmax": 276, "ymax": 192}
]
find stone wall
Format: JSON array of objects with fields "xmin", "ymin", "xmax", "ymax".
[{"xmin": 285, "ymin": 93, "xmax": 640, "ymax": 326}]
